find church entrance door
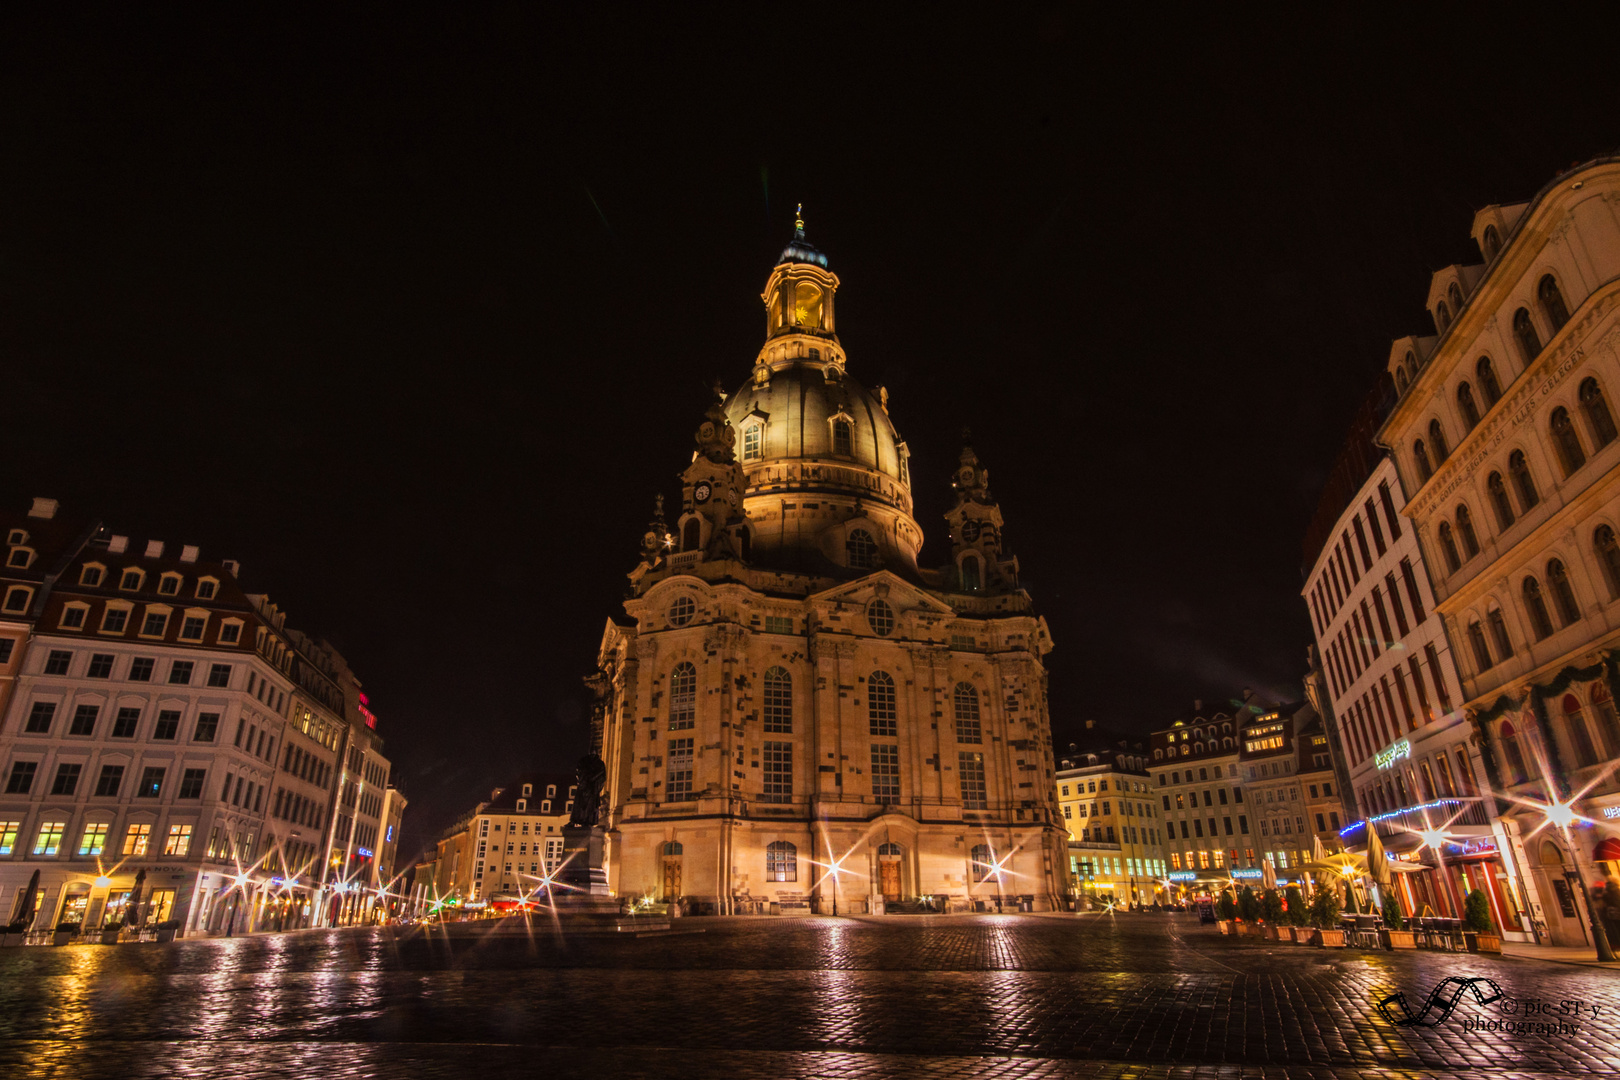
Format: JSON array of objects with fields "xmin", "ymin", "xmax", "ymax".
[
  {"xmin": 877, "ymin": 843, "xmax": 903, "ymax": 901},
  {"xmin": 663, "ymin": 860, "xmax": 682, "ymax": 902}
]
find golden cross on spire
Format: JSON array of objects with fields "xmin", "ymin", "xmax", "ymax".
[{"xmin": 795, "ymin": 203, "xmax": 804, "ymax": 230}]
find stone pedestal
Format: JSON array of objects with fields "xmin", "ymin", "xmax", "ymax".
[{"xmin": 557, "ymin": 825, "xmax": 611, "ymax": 898}]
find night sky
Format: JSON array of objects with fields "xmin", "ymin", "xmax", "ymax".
[{"xmin": 6, "ymin": 8, "xmax": 1620, "ymax": 858}]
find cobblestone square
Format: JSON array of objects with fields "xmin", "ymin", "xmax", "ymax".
[{"xmin": 1, "ymin": 913, "xmax": 1616, "ymax": 1079}]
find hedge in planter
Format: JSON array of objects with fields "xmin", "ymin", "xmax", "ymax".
[
  {"xmin": 1463, "ymin": 889, "xmax": 1495, "ymax": 933},
  {"xmin": 1215, "ymin": 892, "xmax": 1237, "ymax": 922},
  {"xmin": 1260, "ymin": 889, "xmax": 1284, "ymax": 925},
  {"xmin": 1309, "ymin": 888, "xmax": 1341, "ymax": 929},
  {"xmin": 1284, "ymin": 885, "xmax": 1309, "ymax": 928},
  {"xmin": 1381, "ymin": 891, "xmax": 1404, "ymax": 931},
  {"xmin": 1237, "ymin": 886, "xmax": 1260, "ymax": 923}
]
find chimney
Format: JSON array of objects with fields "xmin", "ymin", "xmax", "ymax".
[
  {"xmin": 108, "ymin": 535, "xmax": 129, "ymax": 554},
  {"xmin": 27, "ymin": 497, "xmax": 58, "ymax": 519},
  {"xmin": 180, "ymin": 545, "xmax": 200, "ymax": 563},
  {"xmin": 144, "ymin": 540, "xmax": 165, "ymax": 558}
]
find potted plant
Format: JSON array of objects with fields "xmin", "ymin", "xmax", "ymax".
[
  {"xmin": 1310, "ymin": 888, "xmax": 1344, "ymax": 946},
  {"xmin": 1260, "ymin": 889, "xmax": 1284, "ymax": 939},
  {"xmin": 1380, "ymin": 892, "xmax": 1416, "ymax": 949},
  {"xmin": 1284, "ymin": 885, "xmax": 1309, "ymax": 942},
  {"xmin": 99, "ymin": 920, "xmax": 124, "ymax": 945},
  {"xmin": 1236, "ymin": 886, "xmax": 1259, "ymax": 934},
  {"xmin": 1215, "ymin": 891, "xmax": 1237, "ymax": 932},
  {"xmin": 1462, "ymin": 889, "xmax": 1501, "ymax": 953},
  {"xmin": 153, "ymin": 919, "xmax": 181, "ymax": 944},
  {"xmin": 53, "ymin": 921, "xmax": 82, "ymax": 946}
]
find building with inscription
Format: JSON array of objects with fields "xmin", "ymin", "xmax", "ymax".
[
  {"xmin": 1300, "ymin": 413, "xmax": 1499, "ymax": 929},
  {"xmin": 0, "ymin": 499, "xmax": 398, "ymax": 937},
  {"xmin": 1377, "ymin": 157, "xmax": 1620, "ymax": 947},
  {"xmin": 1056, "ymin": 724, "xmax": 1166, "ymax": 907},
  {"xmin": 588, "ymin": 216, "xmax": 1069, "ymax": 914}
]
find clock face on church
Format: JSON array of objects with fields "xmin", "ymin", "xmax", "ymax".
[{"xmin": 694, "ymin": 482, "xmax": 712, "ymax": 504}]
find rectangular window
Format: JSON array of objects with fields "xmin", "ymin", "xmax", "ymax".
[
  {"xmin": 51, "ymin": 763, "xmax": 82, "ymax": 795},
  {"xmin": 78, "ymin": 823, "xmax": 109, "ymax": 856},
  {"xmin": 762, "ymin": 741, "xmax": 793, "ymax": 803},
  {"xmin": 958, "ymin": 751, "xmax": 987, "ymax": 809},
  {"xmin": 178, "ymin": 768, "xmax": 207, "ymax": 799},
  {"xmin": 34, "ymin": 822, "xmax": 65, "ymax": 856},
  {"xmin": 129, "ymin": 657, "xmax": 154, "ymax": 682},
  {"xmin": 123, "ymin": 822, "xmax": 152, "ymax": 855},
  {"xmin": 179, "ymin": 616, "xmax": 206, "ymax": 640},
  {"xmin": 25, "ymin": 701, "xmax": 57, "ymax": 734},
  {"xmin": 1223, "ymin": 816, "xmax": 1233, "ymax": 835},
  {"xmin": 168, "ymin": 660, "xmax": 193, "ymax": 685},
  {"xmin": 44, "ymin": 649, "xmax": 72, "ymax": 675},
  {"xmin": 1353, "ymin": 515, "xmax": 1373, "ymax": 570},
  {"xmin": 137, "ymin": 767, "xmax": 165, "ymax": 798},
  {"xmin": 1364, "ymin": 497, "xmax": 1387, "ymax": 555},
  {"xmin": 1408, "ymin": 657, "xmax": 1433, "ymax": 724},
  {"xmin": 102, "ymin": 608, "xmax": 128, "ymax": 634},
  {"xmin": 1378, "ymin": 481, "xmax": 1402, "ymax": 540},
  {"xmin": 207, "ymin": 663, "xmax": 232, "ymax": 688},
  {"xmin": 1424, "ymin": 644, "xmax": 1453, "ymax": 713},
  {"xmin": 219, "ymin": 622, "xmax": 241, "ymax": 644},
  {"xmin": 141, "ymin": 612, "xmax": 168, "ymax": 637},
  {"xmin": 152, "ymin": 711, "xmax": 181, "ymax": 740},
  {"xmin": 165, "ymin": 824, "xmax": 193, "ymax": 856},
  {"xmin": 0, "ymin": 819, "xmax": 18, "ymax": 855},
  {"xmin": 95, "ymin": 765, "xmax": 124, "ymax": 797},
  {"xmin": 87, "ymin": 653, "xmax": 115, "ymax": 678},
  {"xmin": 1400, "ymin": 558, "xmax": 1427, "ymax": 624},
  {"xmin": 1384, "ymin": 573, "xmax": 1410, "ymax": 635},
  {"xmin": 6, "ymin": 761, "xmax": 38, "ymax": 794},
  {"xmin": 61, "ymin": 704, "xmax": 100, "ymax": 738},
  {"xmin": 1329, "ymin": 812, "xmax": 1340, "ymax": 830},
  {"xmin": 1238, "ymin": 815, "xmax": 1249, "ymax": 833},
  {"xmin": 666, "ymin": 737, "xmax": 694, "ymax": 801},
  {"xmin": 871, "ymin": 743, "xmax": 900, "ymax": 800},
  {"xmin": 194, "ymin": 712, "xmax": 219, "ymax": 742},
  {"xmin": 764, "ymin": 615, "xmax": 793, "ymax": 634}
]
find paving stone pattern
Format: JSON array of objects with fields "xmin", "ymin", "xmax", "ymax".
[{"xmin": 0, "ymin": 913, "xmax": 1616, "ymax": 1078}]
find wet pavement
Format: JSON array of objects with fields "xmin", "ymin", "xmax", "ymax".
[{"xmin": 1, "ymin": 912, "xmax": 1616, "ymax": 1078}]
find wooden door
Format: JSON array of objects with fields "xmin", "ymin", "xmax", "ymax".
[
  {"xmin": 879, "ymin": 858, "xmax": 901, "ymax": 901},
  {"xmin": 663, "ymin": 860, "xmax": 681, "ymax": 901}
]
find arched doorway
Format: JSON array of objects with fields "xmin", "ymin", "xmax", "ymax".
[
  {"xmin": 661, "ymin": 841, "xmax": 683, "ymax": 902},
  {"xmin": 877, "ymin": 843, "xmax": 903, "ymax": 902}
]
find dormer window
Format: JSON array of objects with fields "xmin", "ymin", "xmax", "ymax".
[
  {"xmin": 742, "ymin": 424, "xmax": 763, "ymax": 462},
  {"xmin": 1482, "ymin": 224, "xmax": 1501, "ymax": 260},
  {"xmin": 119, "ymin": 569, "xmax": 143, "ymax": 591},
  {"xmin": 3, "ymin": 586, "xmax": 32, "ymax": 613},
  {"xmin": 157, "ymin": 573, "xmax": 182, "ymax": 596},
  {"xmin": 523, "ymin": 784, "xmax": 533, "ymax": 797},
  {"xmin": 547, "ymin": 785, "xmax": 556, "ymax": 796},
  {"xmin": 196, "ymin": 578, "xmax": 218, "ymax": 600},
  {"xmin": 1435, "ymin": 301, "xmax": 1450, "ymax": 331},
  {"xmin": 6, "ymin": 547, "xmax": 34, "ymax": 569},
  {"xmin": 6, "ymin": 530, "xmax": 25, "ymax": 546},
  {"xmin": 846, "ymin": 529, "xmax": 877, "ymax": 569},
  {"xmin": 516, "ymin": 799, "xmax": 526, "ymax": 812},
  {"xmin": 218, "ymin": 619, "xmax": 243, "ymax": 644},
  {"xmin": 59, "ymin": 604, "xmax": 89, "ymax": 630},
  {"xmin": 541, "ymin": 800, "xmax": 551, "ymax": 814},
  {"xmin": 832, "ymin": 417, "xmax": 853, "ymax": 457},
  {"xmin": 80, "ymin": 564, "xmax": 105, "ymax": 587},
  {"xmin": 1448, "ymin": 282, "xmax": 1464, "ymax": 313}
]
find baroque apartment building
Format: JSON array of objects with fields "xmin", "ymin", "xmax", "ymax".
[
  {"xmin": 1055, "ymin": 725, "xmax": 1166, "ymax": 907},
  {"xmin": 0, "ymin": 499, "xmax": 401, "ymax": 936},
  {"xmin": 589, "ymin": 219, "xmax": 1069, "ymax": 914},
  {"xmin": 1302, "ymin": 391, "xmax": 1504, "ymax": 930},
  {"xmin": 1150, "ymin": 698, "xmax": 1250, "ymax": 895},
  {"xmin": 410, "ymin": 774, "xmax": 575, "ymax": 914},
  {"xmin": 1378, "ymin": 157, "xmax": 1620, "ymax": 947}
]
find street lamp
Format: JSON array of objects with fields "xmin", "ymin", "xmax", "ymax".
[{"xmin": 1543, "ymin": 800, "xmax": 1617, "ymax": 963}]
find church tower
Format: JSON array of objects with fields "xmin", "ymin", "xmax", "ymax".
[{"xmin": 591, "ymin": 214, "xmax": 1068, "ymax": 914}]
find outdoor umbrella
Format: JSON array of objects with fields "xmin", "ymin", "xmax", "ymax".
[
  {"xmin": 1367, "ymin": 824, "xmax": 1391, "ymax": 888},
  {"xmin": 14, "ymin": 868, "xmax": 40, "ymax": 929},
  {"xmin": 128, "ymin": 869, "xmax": 147, "ymax": 929},
  {"xmin": 1312, "ymin": 834, "xmax": 1328, "ymax": 864},
  {"xmin": 1262, "ymin": 859, "xmax": 1278, "ymax": 890}
]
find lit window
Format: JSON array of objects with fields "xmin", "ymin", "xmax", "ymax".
[
  {"xmin": 0, "ymin": 820, "xmax": 19, "ymax": 855},
  {"xmin": 33, "ymin": 822, "xmax": 65, "ymax": 856},
  {"xmin": 165, "ymin": 824, "xmax": 193, "ymax": 856},
  {"xmin": 832, "ymin": 418, "xmax": 853, "ymax": 457},
  {"xmin": 742, "ymin": 425, "xmax": 763, "ymax": 462},
  {"xmin": 123, "ymin": 822, "xmax": 153, "ymax": 855},
  {"xmin": 79, "ymin": 823, "xmax": 109, "ymax": 856},
  {"xmin": 766, "ymin": 840, "xmax": 797, "ymax": 881}
]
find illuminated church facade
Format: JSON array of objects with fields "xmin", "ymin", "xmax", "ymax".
[{"xmin": 589, "ymin": 217, "xmax": 1069, "ymax": 913}]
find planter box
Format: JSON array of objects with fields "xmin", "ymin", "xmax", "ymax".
[
  {"xmin": 1262, "ymin": 925, "xmax": 1281, "ymax": 941},
  {"xmin": 1382, "ymin": 929, "xmax": 1418, "ymax": 950},
  {"xmin": 1287, "ymin": 926, "xmax": 1308, "ymax": 942},
  {"xmin": 98, "ymin": 929, "xmax": 121, "ymax": 945},
  {"xmin": 51, "ymin": 930, "xmax": 75, "ymax": 947},
  {"xmin": 1314, "ymin": 929, "xmax": 1346, "ymax": 947},
  {"xmin": 155, "ymin": 928, "xmax": 177, "ymax": 944},
  {"xmin": 1466, "ymin": 932, "xmax": 1502, "ymax": 954},
  {"xmin": 1215, "ymin": 920, "xmax": 1231, "ymax": 934}
]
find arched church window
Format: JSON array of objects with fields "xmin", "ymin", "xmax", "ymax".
[
  {"xmin": 846, "ymin": 529, "xmax": 877, "ymax": 569},
  {"xmin": 662, "ymin": 841, "xmax": 683, "ymax": 856},
  {"xmin": 742, "ymin": 424, "xmax": 762, "ymax": 462},
  {"xmin": 1547, "ymin": 558, "xmax": 1580, "ymax": 626},
  {"xmin": 1538, "ymin": 274, "xmax": 1570, "ymax": 330},
  {"xmin": 1487, "ymin": 472, "xmax": 1515, "ymax": 530},
  {"xmin": 1438, "ymin": 522, "xmax": 1461, "ymax": 574},
  {"xmin": 1482, "ymin": 224, "xmax": 1501, "ymax": 260},
  {"xmin": 832, "ymin": 418, "xmax": 853, "ymax": 457},
  {"xmin": 970, "ymin": 844, "xmax": 995, "ymax": 882},
  {"xmin": 1509, "ymin": 449, "xmax": 1539, "ymax": 510},
  {"xmin": 1512, "ymin": 308, "xmax": 1541, "ymax": 363},
  {"xmin": 1457, "ymin": 382, "xmax": 1481, "ymax": 429},
  {"xmin": 960, "ymin": 553, "xmax": 982, "ymax": 592},
  {"xmin": 1580, "ymin": 378, "xmax": 1618, "ymax": 449},
  {"xmin": 1477, "ymin": 356, "xmax": 1502, "ymax": 406},
  {"xmin": 1435, "ymin": 301, "xmax": 1450, "ymax": 331},
  {"xmin": 866, "ymin": 597, "xmax": 895, "ymax": 637},
  {"xmin": 1488, "ymin": 606, "xmax": 1514, "ymax": 660},
  {"xmin": 1562, "ymin": 693, "xmax": 1600, "ymax": 767},
  {"xmin": 953, "ymin": 682, "xmax": 982, "ymax": 744},
  {"xmin": 669, "ymin": 595, "xmax": 695, "ymax": 627},
  {"xmin": 1455, "ymin": 504, "xmax": 1480, "ymax": 558},
  {"xmin": 1449, "ymin": 281, "xmax": 1464, "ymax": 313},
  {"xmin": 766, "ymin": 841, "xmax": 797, "ymax": 882},
  {"xmin": 1595, "ymin": 524, "xmax": 1620, "ymax": 599},
  {"xmin": 1522, "ymin": 577, "xmax": 1554, "ymax": 640},
  {"xmin": 1498, "ymin": 720, "xmax": 1530, "ymax": 784},
  {"xmin": 1396, "ymin": 367, "xmax": 1409, "ymax": 393},
  {"xmin": 868, "ymin": 671, "xmax": 897, "ymax": 736},
  {"xmin": 1468, "ymin": 620, "xmax": 1493, "ymax": 672},
  {"xmin": 1413, "ymin": 439, "xmax": 1432, "ymax": 483},
  {"xmin": 762, "ymin": 666, "xmax": 793, "ymax": 733},
  {"xmin": 1429, "ymin": 419, "xmax": 1450, "ymax": 463},
  {"xmin": 668, "ymin": 662, "xmax": 697, "ymax": 730},
  {"xmin": 1550, "ymin": 407, "xmax": 1586, "ymax": 476},
  {"xmin": 681, "ymin": 517, "xmax": 702, "ymax": 552}
]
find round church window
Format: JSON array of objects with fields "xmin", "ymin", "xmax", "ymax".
[
  {"xmin": 669, "ymin": 596, "xmax": 696, "ymax": 627},
  {"xmin": 866, "ymin": 598, "xmax": 895, "ymax": 637}
]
